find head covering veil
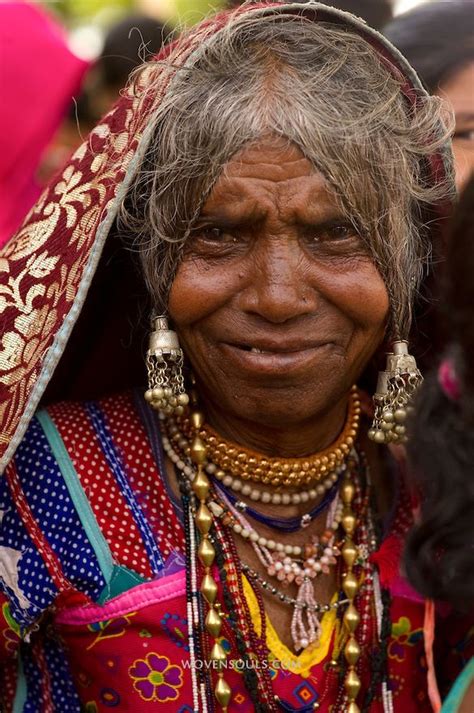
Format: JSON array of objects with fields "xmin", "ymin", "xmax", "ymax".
[{"xmin": 0, "ymin": 1, "xmax": 453, "ymax": 474}]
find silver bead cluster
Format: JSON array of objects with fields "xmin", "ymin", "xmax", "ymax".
[
  {"xmin": 369, "ymin": 340, "xmax": 421, "ymax": 445},
  {"xmin": 368, "ymin": 406, "xmax": 409, "ymax": 444},
  {"xmin": 145, "ymin": 315, "xmax": 190, "ymax": 416}
]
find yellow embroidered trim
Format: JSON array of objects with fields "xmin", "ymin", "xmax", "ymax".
[{"xmin": 242, "ymin": 575, "xmax": 339, "ymax": 677}]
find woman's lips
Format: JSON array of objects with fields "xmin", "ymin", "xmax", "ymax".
[{"xmin": 220, "ymin": 341, "xmax": 336, "ymax": 375}]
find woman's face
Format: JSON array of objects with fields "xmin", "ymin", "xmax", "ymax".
[
  {"xmin": 168, "ymin": 136, "xmax": 389, "ymax": 428},
  {"xmin": 439, "ymin": 61, "xmax": 474, "ymax": 191}
]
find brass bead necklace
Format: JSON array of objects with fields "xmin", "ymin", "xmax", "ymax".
[
  {"xmin": 340, "ymin": 474, "xmax": 363, "ymax": 713},
  {"xmin": 172, "ymin": 398, "xmax": 369, "ymax": 712},
  {"xmin": 189, "ymin": 411, "xmax": 233, "ymax": 711},
  {"xmin": 177, "ymin": 386, "xmax": 361, "ymax": 488}
]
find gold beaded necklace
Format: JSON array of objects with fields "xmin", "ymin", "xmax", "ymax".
[
  {"xmin": 188, "ymin": 411, "xmax": 233, "ymax": 710},
  {"xmin": 179, "ymin": 390, "xmax": 366, "ymax": 712},
  {"xmin": 178, "ymin": 386, "xmax": 361, "ymax": 487}
]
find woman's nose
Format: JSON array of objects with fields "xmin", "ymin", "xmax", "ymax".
[{"xmin": 238, "ymin": 237, "xmax": 317, "ymax": 324}]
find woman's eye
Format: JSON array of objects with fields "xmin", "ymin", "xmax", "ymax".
[
  {"xmin": 202, "ymin": 227, "xmax": 225, "ymax": 240},
  {"xmin": 197, "ymin": 227, "xmax": 236, "ymax": 243},
  {"xmin": 326, "ymin": 224, "xmax": 355, "ymax": 240},
  {"xmin": 453, "ymin": 129, "xmax": 474, "ymax": 142},
  {"xmin": 308, "ymin": 223, "xmax": 358, "ymax": 243}
]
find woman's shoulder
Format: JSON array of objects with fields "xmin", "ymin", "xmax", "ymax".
[{"xmin": 1, "ymin": 390, "xmax": 185, "ymax": 625}]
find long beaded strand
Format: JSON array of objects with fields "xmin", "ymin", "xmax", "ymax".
[
  {"xmin": 360, "ymin": 461, "xmax": 394, "ymax": 713},
  {"xmin": 212, "ymin": 519, "xmax": 277, "ymax": 711},
  {"xmin": 340, "ymin": 461, "xmax": 363, "ymax": 713},
  {"xmin": 330, "ymin": 460, "xmax": 369, "ymax": 712},
  {"xmin": 182, "ymin": 489, "xmax": 202, "ymax": 711},
  {"xmin": 189, "ymin": 411, "xmax": 232, "ymax": 711}
]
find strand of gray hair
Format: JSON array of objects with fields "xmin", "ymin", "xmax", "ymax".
[{"xmin": 119, "ymin": 10, "xmax": 455, "ymax": 339}]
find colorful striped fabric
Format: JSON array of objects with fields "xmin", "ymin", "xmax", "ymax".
[{"xmin": 0, "ymin": 392, "xmax": 471, "ymax": 711}]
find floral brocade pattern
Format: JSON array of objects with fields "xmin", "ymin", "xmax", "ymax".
[
  {"xmin": 0, "ymin": 109, "xmax": 137, "ymax": 461},
  {"xmin": 0, "ymin": 7, "xmax": 235, "ymax": 472}
]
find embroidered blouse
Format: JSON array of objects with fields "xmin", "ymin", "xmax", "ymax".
[{"xmin": 0, "ymin": 392, "xmax": 471, "ymax": 712}]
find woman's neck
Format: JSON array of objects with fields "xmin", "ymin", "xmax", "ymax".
[{"xmin": 200, "ymin": 392, "xmax": 350, "ymax": 459}]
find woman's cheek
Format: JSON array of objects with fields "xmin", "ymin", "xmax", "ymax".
[
  {"xmin": 168, "ymin": 259, "xmax": 237, "ymax": 326},
  {"xmin": 317, "ymin": 260, "xmax": 389, "ymax": 329},
  {"xmin": 452, "ymin": 141, "xmax": 474, "ymax": 192}
]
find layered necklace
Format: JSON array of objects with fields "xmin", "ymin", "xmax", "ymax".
[{"xmin": 162, "ymin": 387, "xmax": 393, "ymax": 713}]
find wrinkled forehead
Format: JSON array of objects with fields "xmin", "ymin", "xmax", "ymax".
[{"xmin": 201, "ymin": 136, "xmax": 336, "ymax": 222}]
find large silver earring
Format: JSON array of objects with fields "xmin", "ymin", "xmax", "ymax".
[
  {"xmin": 368, "ymin": 340, "xmax": 422, "ymax": 445},
  {"xmin": 144, "ymin": 315, "xmax": 190, "ymax": 416}
]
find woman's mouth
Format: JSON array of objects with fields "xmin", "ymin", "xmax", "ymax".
[{"xmin": 221, "ymin": 341, "xmax": 337, "ymax": 375}]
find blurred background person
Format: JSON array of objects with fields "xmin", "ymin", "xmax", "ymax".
[
  {"xmin": 39, "ymin": 14, "xmax": 173, "ymax": 182},
  {"xmin": 75, "ymin": 13, "xmax": 173, "ymax": 127},
  {"xmin": 0, "ymin": 1, "xmax": 90, "ymax": 248},
  {"xmin": 384, "ymin": 0, "xmax": 474, "ymax": 191},
  {"xmin": 405, "ymin": 175, "xmax": 474, "ymax": 712},
  {"xmin": 227, "ymin": 0, "xmax": 395, "ymax": 29}
]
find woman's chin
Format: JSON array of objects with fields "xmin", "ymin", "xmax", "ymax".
[
  {"xmin": 194, "ymin": 343, "xmax": 351, "ymax": 428},
  {"xmin": 212, "ymin": 379, "xmax": 350, "ymax": 432}
]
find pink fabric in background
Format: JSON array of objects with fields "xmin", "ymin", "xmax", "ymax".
[{"xmin": 0, "ymin": 1, "xmax": 90, "ymax": 247}]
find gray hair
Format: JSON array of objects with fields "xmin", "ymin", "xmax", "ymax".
[{"xmin": 121, "ymin": 10, "xmax": 454, "ymax": 338}]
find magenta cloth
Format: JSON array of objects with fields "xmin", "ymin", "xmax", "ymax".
[
  {"xmin": 438, "ymin": 358, "xmax": 461, "ymax": 401},
  {"xmin": 0, "ymin": 1, "xmax": 90, "ymax": 247}
]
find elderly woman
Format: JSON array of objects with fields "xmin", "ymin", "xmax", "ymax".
[{"xmin": 0, "ymin": 3, "xmax": 470, "ymax": 712}]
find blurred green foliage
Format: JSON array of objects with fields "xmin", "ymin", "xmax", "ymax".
[
  {"xmin": 42, "ymin": 0, "xmax": 225, "ymax": 25},
  {"xmin": 173, "ymin": 0, "xmax": 225, "ymax": 25},
  {"xmin": 43, "ymin": 0, "xmax": 133, "ymax": 22}
]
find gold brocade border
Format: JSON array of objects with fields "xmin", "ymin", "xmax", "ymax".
[{"xmin": 0, "ymin": 13, "xmax": 232, "ymax": 472}]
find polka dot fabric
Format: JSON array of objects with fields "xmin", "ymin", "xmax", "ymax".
[
  {"xmin": 0, "ymin": 417, "xmax": 103, "ymax": 629},
  {"xmin": 20, "ymin": 642, "xmax": 44, "ymax": 713},
  {"xmin": 0, "ymin": 465, "xmax": 53, "ymax": 628},
  {"xmin": 0, "ymin": 391, "xmax": 186, "ymax": 709},
  {"xmin": 86, "ymin": 401, "xmax": 165, "ymax": 575},
  {"xmin": 16, "ymin": 417, "xmax": 105, "ymax": 598},
  {"xmin": 48, "ymin": 398, "xmax": 155, "ymax": 579},
  {"xmin": 48, "ymin": 392, "xmax": 185, "ymax": 577},
  {"xmin": 43, "ymin": 629, "xmax": 83, "ymax": 711}
]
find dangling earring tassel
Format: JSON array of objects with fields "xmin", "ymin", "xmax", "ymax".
[
  {"xmin": 144, "ymin": 315, "xmax": 190, "ymax": 416},
  {"xmin": 368, "ymin": 340, "xmax": 422, "ymax": 445}
]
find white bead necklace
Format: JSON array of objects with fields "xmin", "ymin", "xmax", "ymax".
[
  {"xmin": 207, "ymin": 460, "xmax": 343, "ymax": 504},
  {"xmin": 208, "ymin": 496, "xmax": 343, "ymax": 559},
  {"xmin": 162, "ymin": 420, "xmax": 344, "ymax": 505},
  {"xmin": 218, "ymin": 486, "xmax": 343, "ymax": 651}
]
